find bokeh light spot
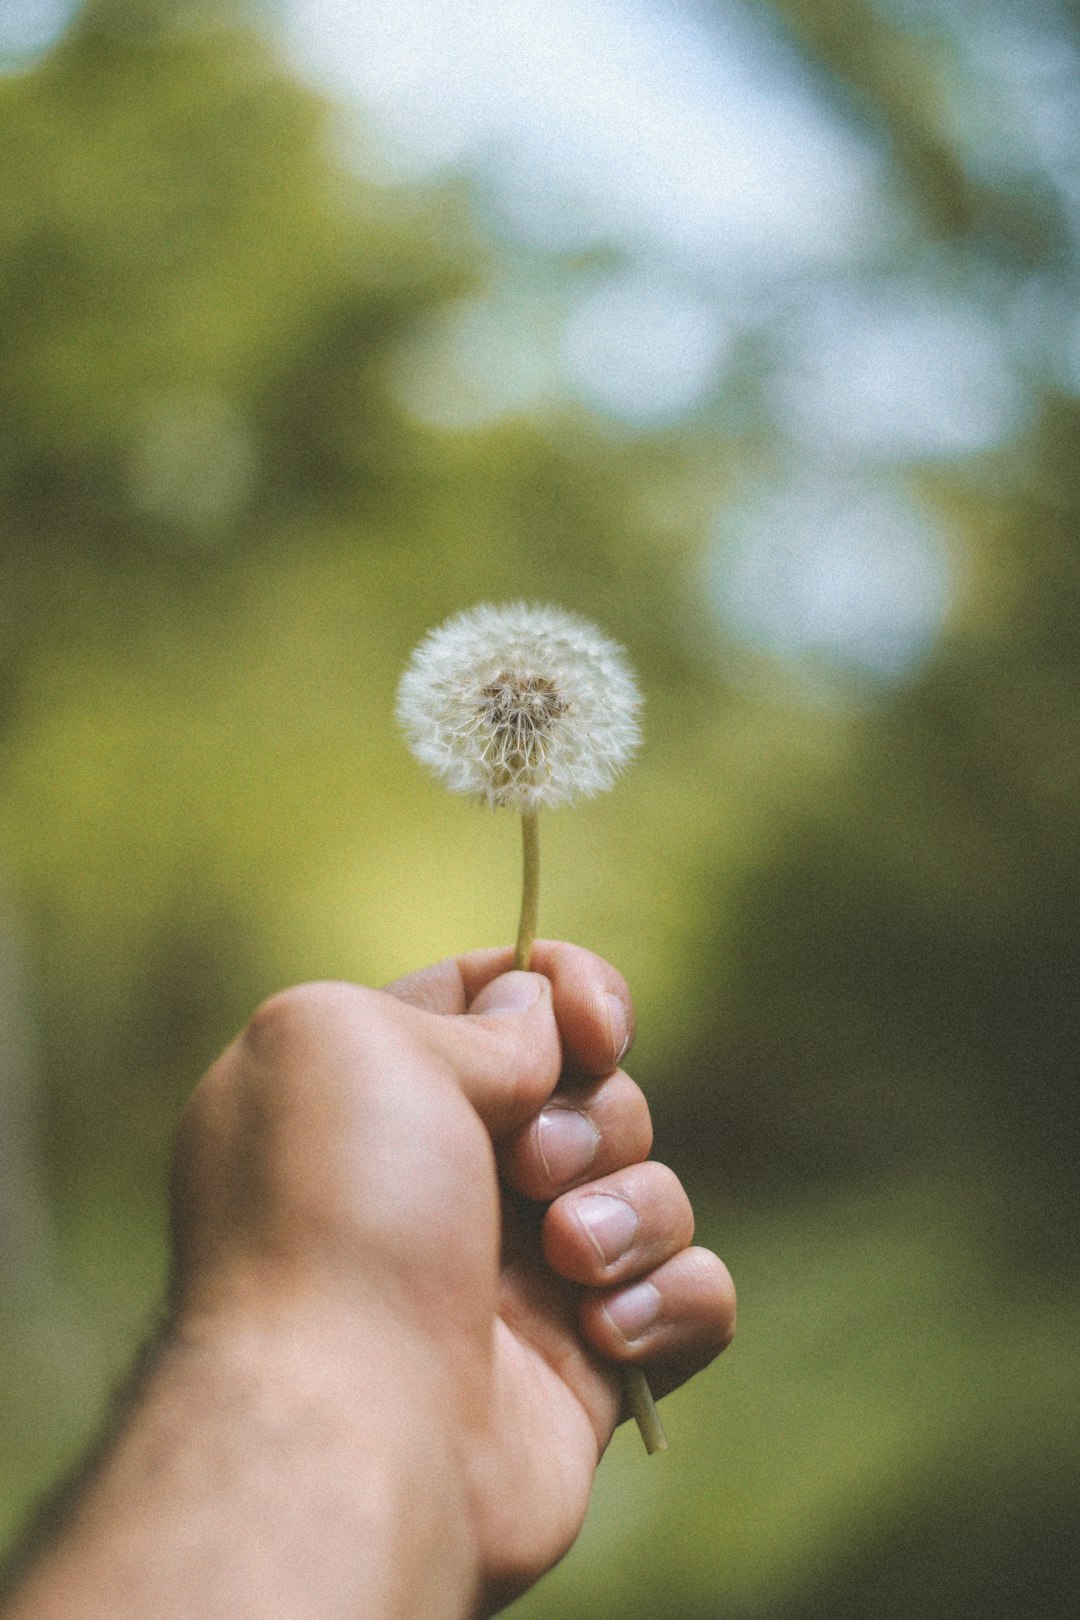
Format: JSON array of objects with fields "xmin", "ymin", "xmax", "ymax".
[
  {"xmin": 708, "ymin": 476, "xmax": 952, "ymax": 687},
  {"xmin": 0, "ymin": 0, "xmax": 79, "ymax": 62},
  {"xmin": 561, "ymin": 275, "xmax": 729, "ymax": 425},
  {"xmin": 773, "ymin": 284, "xmax": 1029, "ymax": 460},
  {"xmin": 283, "ymin": 0, "xmax": 882, "ymax": 272}
]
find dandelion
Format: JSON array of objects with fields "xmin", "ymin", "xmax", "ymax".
[
  {"xmin": 396, "ymin": 601, "xmax": 641, "ymax": 813},
  {"xmin": 397, "ymin": 602, "xmax": 666, "ymax": 1454}
]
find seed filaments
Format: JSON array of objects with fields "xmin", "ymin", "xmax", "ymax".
[
  {"xmin": 395, "ymin": 602, "xmax": 640, "ymax": 813},
  {"xmin": 480, "ymin": 673, "xmax": 567, "ymax": 796}
]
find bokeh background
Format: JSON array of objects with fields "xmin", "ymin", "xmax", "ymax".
[{"xmin": 1, "ymin": 0, "xmax": 1079, "ymax": 1613}]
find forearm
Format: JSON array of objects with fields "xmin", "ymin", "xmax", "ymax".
[{"xmin": 3, "ymin": 1315, "xmax": 479, "ymax": 1620}]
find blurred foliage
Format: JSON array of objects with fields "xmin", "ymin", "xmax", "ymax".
[{"xmin": 1, "ymin": 1, "xmax": 1078, "ymax": 1616}]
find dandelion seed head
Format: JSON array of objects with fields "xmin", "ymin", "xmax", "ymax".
[{"xmin": 396, "ymin": 602, "xmax": 642, "ymax": 811}]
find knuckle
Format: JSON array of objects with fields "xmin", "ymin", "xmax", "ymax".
[
  {"xmin": 560, "ymin": 940, "xmax": 630, "ymax": 1006},
  {"xmin": 476, "ymin": 1012, "xmax": 562, "ymax": 1116},
  {"xmin": 634, "ymin": 1095, "xmax": 653, "ymax": 1159},
  {"xmin": 640, "ymin": 1158, "xmax": 689, "ymax": 1215},
  {"xmin": 649, "ymin": 1158, "xmax": 684, "ymax": 1197},
  {"xmin": 174, "ymin": 1051, "xmax": 235, "ymax": 1165},
  {"xmin": 169, "ymin": 1055, "xmax": 241, "ymax": 1266},
  {"xmin": 502, "ymin": 1042, "xmax": 554, "ymax": 1120},
  {"xmin": 548, "ymin": 940, "xmax": 632, "ymax": 1008},
  {"xmin": 611, "ymin": 1072, "xmax": 653, "ymax": 1158},
  {"xmin": 639, "ymin": 1161, "xmax": 694, "ymax": 1248},
  {"xmin": 687, "ymin": 1247, "xmax": 736, "ymax": 1347},
  {"xmin": 243, "ymin": 979, "xmax": 378, "ymax": 1057}
]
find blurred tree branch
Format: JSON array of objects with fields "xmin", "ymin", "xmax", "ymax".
[{"xmin": 762, "ymin": 0, "xmax": 1067, "ymax": 257}]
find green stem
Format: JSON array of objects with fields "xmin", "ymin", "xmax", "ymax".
[
  {"xmin": 512, "ymin": 810, "xmax": 668, "ymax": 1456},
  {"xmin": 514, "ymin": 811, "xmax": 540, "ymax": 970},
  {"xmin": 624, "ymin": 1365, "xmax": 668, "ymax": 1454}
]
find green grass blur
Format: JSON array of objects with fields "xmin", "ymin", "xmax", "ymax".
[{"xmin": 0, "ymin": 2, "xmax": 1077, "ymax": 1615}]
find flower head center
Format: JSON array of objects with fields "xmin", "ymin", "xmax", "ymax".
[
  {"xmin": 481, "ymin": 672, "xmax": 565, "ymax": 729},
  {"xmin": 480, "ymin": 672, "xmax": 566, "ymax": 787}
]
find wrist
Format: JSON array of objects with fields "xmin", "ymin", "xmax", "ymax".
[
  {"xmin": 9, "ymin": 1303, "xmax": 481, "ymax": 1620},
  {"xmin": 163, "ymin": 1307, "xmax": 483, "ymax": 1617}
]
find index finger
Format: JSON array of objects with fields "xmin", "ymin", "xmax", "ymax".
[{"xmin": 385, "ymin": 940, "xmax": 634, "ymax": 1077}]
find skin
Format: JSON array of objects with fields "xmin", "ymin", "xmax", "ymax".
[{"xmin": 1, "ymin": 942, "xmax": 735, "ymax": 1620}]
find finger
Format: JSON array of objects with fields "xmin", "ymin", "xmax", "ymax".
[
  {"xmin": 240, "ymin": 975, "xmax": 563, "ymax": 1141},
  {"xmin": 385, "ymin": 940, "xmax": 634, "ymax": 1078},
  {"xmin": 382, "ymin": 950, "xmax": 508, "ymax": 1015},
  {"xmin": 542, "ymin": 1161, "xmax": 693, "ymax": 1287},
  {"xmin": 498, "ymin": 1068, "xmax": 653, "ymax": 1199},
  {"xmin": 409, "ymin": 970, "xmax": 565, "ymax": 1136},
  {"xmin": 579, "ymin": 1246, "xmax": 736, "ymax": 1400}
]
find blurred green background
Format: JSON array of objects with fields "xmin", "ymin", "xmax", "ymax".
[{"xmin": 1, "ymin": 0, "xmax": 1078, "ymax": 1613}]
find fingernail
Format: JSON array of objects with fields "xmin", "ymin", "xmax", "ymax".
[
  {"xmin": 603, "ymin": 1280, "xmax": 661, "ymax": 1344},
  {"xmin": 473, "ymin": 972, "xmax": 545, "ymax": 1016},
  {"xmin": 537, "ymin": 1107, "xmax": 600, "ymax": 1185},
  {"xmin": 576, "ymin": 1194, "xmax": 639, "ymax": 1264},
  {"xmin": 605, "ymin": 993, "xmax": 629, "ymax": 1065}
]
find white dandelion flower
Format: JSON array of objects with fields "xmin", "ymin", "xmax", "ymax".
[{"xmin": 395, "ymin": 601, "xmax": 642, "ymax": 814}]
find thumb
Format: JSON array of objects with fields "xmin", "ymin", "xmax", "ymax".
[
  {"xmin": 468, "ymin": 970, "xmax": 547, "ymax": 1017},
  {"xmin": 427, "ymin": 971, "xmax": 562, "ymax": 1136}
]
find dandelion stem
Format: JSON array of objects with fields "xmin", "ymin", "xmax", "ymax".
[
  {"xmin": 624, "ymin": 1366, "xmax": 668, "ymax": 1454},
  {"xmin": 512, "ymin": 809, "xmax": 667, "ymax": 1456},
  {"xmin": 514, "ymin": 811, "xmax": 541, "ymax": 970}
]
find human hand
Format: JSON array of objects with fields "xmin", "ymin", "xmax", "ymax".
[
  {"xmin": 4, "ymin": 944, "xmax": 733, "ymax": 1620},
  {"xmin": 170, "ymin": 941, "xmax": 734, "ymax": 1615}
]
